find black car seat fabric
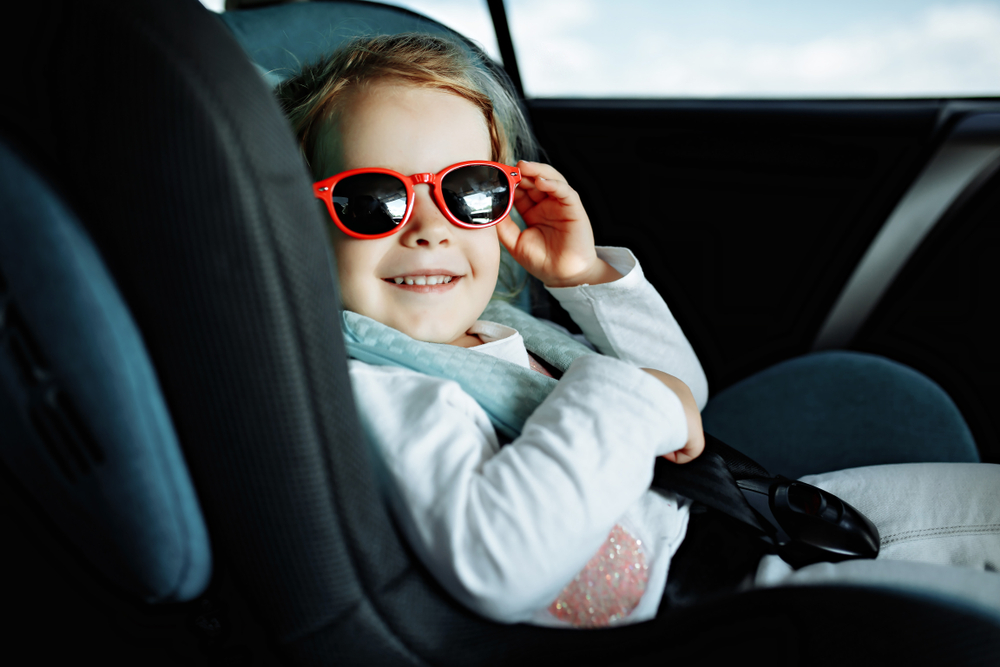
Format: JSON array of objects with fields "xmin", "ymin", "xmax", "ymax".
[
  {"xmin": 0, "ymin": 139, "xmax": 212, "ymax": 604},
  {"xmin": 1, "ymin": 1, "xmax": 999, "ymax": 665},
  {"xmin": 2, "ymin": 0, "xmax": 387, "ymax": 653}
]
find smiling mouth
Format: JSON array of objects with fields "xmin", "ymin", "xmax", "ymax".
[{"xmin": 385, "ymin": 275, "xmax": 456, "ymax": 286}]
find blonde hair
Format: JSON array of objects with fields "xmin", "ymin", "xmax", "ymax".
[
  {"xmin": 275, "ymin": 32, "xmax": 537, "ymax": 302},
  {"xmin": 275, "ymin": 32, "xmax": 538, "ymax": 179}
]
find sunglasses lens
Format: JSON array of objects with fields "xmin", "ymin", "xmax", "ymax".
[
  {"xmin": 331, "ymin": 173, "xmax": 409, "ymax": 236},
  {"xmin": 441, "ymin": 165, "xmax": 510, "ymax": 225}
]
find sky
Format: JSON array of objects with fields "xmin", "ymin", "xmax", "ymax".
[{"xmin": 204, "ymin": 0, "xmax": 1000, "ymax": 98}]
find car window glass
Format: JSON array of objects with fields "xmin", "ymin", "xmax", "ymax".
[
  {"xmin": 370, "ymin": 0, "xmax": 503, "ymax": 63},
  {"xmin": 505, "ymin": 0, "xmax": 1000, "ymax": 98}
]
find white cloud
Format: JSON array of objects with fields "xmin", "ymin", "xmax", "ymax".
[
  {"xmin": 198, "ymin": 0, "xmax": 224, "ymax": 13},
  {"xmin": 511, "ymin": 2, "xmax": 1000, "ymax": 97}
]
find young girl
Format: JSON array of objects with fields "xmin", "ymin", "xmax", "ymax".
[{"xmin": 275, "ymin": 33, "xmax": 1000, "ymax": 629}]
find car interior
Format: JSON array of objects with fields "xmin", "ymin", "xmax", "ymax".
[{"xmin": 2, "ymin": 0, "xmax": 999, "ymax": 665}]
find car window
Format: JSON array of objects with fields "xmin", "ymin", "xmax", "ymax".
[
  {"xmin": 358, "ymin": 0, "xmax": 503, "ymax": 64},
  {"xmin": 202, "ymin": 1, "xmax": 1000, "ymax": 99},
  {"xmin": 504, "ymin": 0, "xmax": 1000, "ymax": 98}
]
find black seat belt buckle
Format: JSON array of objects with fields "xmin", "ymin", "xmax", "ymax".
[{"xmin": 737, "ymin": 476, "xmax": 880, "ymax": 569}]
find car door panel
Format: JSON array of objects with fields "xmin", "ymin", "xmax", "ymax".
[{"xmin": 527, "ymin": 99, "xmax": 1000, "ymax": 462}]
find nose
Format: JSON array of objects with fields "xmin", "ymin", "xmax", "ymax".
[{"xmin": 399, "ymin": 185, "xmax": 451, "ymax": 248}]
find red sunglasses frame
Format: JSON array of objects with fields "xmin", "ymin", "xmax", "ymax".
[{"xmin": 313, "ymin": 160, "xmax": 522, "ymax": 240}]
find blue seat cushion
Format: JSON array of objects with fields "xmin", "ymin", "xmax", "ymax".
[{"xmin": 702, "ymin": 350, "xmax": 979, "ymax": 479}]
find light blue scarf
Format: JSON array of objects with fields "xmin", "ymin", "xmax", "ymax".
[{"xmin": 341, "ymin": 300, "xmax": 596, "ymax": 439}]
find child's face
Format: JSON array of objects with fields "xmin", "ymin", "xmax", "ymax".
[{"xmin": 324, "ymin": 80, "xmax": 501, "ymax": 346}]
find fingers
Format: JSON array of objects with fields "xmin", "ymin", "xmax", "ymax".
[
  {"xmin": 518, "ymin": 174, "xmax": 577, "ymax": 205},
  {"xmin": 661, "ymin": 436, "xmax": 704, "ymax": 465},
  {"xmin": 517, "ymin": 159, "xmax": 569, "ymax": 182},
  {"xmin": 515, "ymin": 160, "xmax": 582, "ymax": 208},
  {"xmin": 662, "ymin": 450, "xmax": 688, "ymax": 464},
  {"xmin": 664, "ymin": 425, "xmax": 705, "ymax": 464},
  {"xmin": 515, "ymin": 176, "xmax": 555, "ymax": 208}
]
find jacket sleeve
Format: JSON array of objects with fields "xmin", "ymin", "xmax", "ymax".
[
  {"xmin": 545, "ymin": 247, "xmax": 709, "ymax": 410},
  {"xmin": 348, "ymin": 353, "xmax": 688, "ymax": 624}
]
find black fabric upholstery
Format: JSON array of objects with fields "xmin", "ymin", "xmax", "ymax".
[
  {"xmin": 0, "ymin": 135, "xmax": 213, "ymax": 604},
  {"xmin": 2, "ymin": 1, "xmax": 998, "ymax": 665},
  {"xmin": 7, "ymin": 0, "xmax": 393, "ymax": 650}
]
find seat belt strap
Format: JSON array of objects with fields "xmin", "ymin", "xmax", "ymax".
[
  {"xmin": 651, "ymin": 436, "xmax": 768, "ymax": 535},
  {"xmin": 654, "ymin": 433, "xmax": 881, "ymax": 570}
]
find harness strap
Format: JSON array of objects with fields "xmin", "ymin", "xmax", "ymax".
[{"xmin": 652, "ymin": 439, "xmax": 769, "ymax": 534}]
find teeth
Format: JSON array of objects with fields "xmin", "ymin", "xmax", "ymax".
[{"xmin": 392, "ymin": 275, "xmax": 455, "ymax": 285}]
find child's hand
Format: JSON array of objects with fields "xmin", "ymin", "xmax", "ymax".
[
  {"xmin": 496, "ymin": 160, "xmax": 622, "ymax": 288},
  {"xmin": 640, "ymin": 368, "xmax": 705, "ymax": 464}
]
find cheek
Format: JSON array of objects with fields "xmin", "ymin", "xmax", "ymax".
[
  {"xmin": 472, "ymin": 232, "xmax": 502, "ymax": 287},
  {"xmin": 330, "ymin": 236, "xmax": 380, "ymax": 311}
]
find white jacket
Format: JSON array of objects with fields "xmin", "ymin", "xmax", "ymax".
[{"xmin": 347, "ymin": 247, "xmax": 709, "ymax": 626}]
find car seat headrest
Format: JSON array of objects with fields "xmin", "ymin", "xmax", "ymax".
[{"xmin": 219, "ymin": 2, "xmax": 474, "ymax": 87}]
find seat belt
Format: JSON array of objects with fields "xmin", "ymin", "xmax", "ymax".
[{"xmin": 651, "ymin": 433, "xmax": 880, "ymax": 571}]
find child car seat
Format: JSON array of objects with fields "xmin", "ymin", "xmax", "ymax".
[{"xmin": 1, "ymin": 0, "xmax": 997, "ymax": 664}]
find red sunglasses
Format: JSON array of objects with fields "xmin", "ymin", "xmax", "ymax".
[{"xmin": 313, "ymin": 160, "xmax": 522, "ymax": 239}]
